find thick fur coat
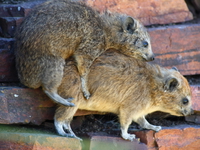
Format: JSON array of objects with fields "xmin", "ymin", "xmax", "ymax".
[
  {"xmin": 55, "ymin": 49, "xmax": 193, "ymax": 141},
  {"xmin": 15, "ymin": 0, "xmax": 154, "ymax": 106}
]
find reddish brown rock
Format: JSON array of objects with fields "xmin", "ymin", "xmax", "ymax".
[
  {"xmin": 190, "ymin": 85, "xmax": 200, "ymax": 111},
  {"xmin": 0, "ymin": 86, "xmax": 106, "ymax": 124},
  {"xmin": 0, "ymin": 87, "xmax": 55, "ymax": 125},
  {"xmin": 155, "ymin": 125, "xmax": 200, "ymax": 150},
  {"xmin": 149, "ymin": 23, "xmax": 200, "ymax": 76},
  {"xmin": 132, "ymin": 130, "xmax": 157, "ymax": 150},
  {"xmin": 82, "ymin": 0, "xmax": 193, "ymax": 25}
]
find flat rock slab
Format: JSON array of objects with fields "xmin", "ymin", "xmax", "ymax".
[
  {"xmin": 0, "ymin": 86, "xmax": 108, "ymax": 125},
  {"xmin": 149, "ymin": 23, "xmax": 200, "ymax": 75},
  {"xmin": 0, "ymin": 86, "xmax": 55, "ymax": 125},
  {"xmin": 82, "ymin": 0, "xmax": 193, "ymax": 25},
  {"xmin": 132, "ymin": 125, "xmax": 200, "ymax": 150},
  {"xmin": 0, "ymin": 124, "xmax": 81, "ymax": 150},
  {"xmin": 155, "ymin": 125, "xmax": 200, "ymax": 150}
]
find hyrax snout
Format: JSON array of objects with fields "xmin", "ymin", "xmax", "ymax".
[
  {"xmin": 14, "ymin": 0, "xmax": 153, "ymax": 106},
  {"xmin": 54, "ymin": 49, "xmax": 193, "ymax": 141}
]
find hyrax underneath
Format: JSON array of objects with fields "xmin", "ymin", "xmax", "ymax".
[
  {"xmin": 14, "ymin": 0, "xmax": 154, "ymax": 106},
  {"xmin": 54, "ymin": 49, "xmax": 193, "ymax": 141}
]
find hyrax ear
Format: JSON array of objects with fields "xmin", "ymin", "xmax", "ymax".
[
  {"xmin": 123, "ymin": 17, "xmax": 137, "ymax": 34},
  {"xmin": 164, "ymin": 77, "xmax": 179, "ymax": 92},
  {"xmin": 171, "ymin": 66, "xmax": 179, "ymax": 72}
]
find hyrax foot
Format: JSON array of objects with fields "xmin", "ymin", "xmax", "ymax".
[
  {"xmin": 143, "ymin": 124, "xmax": 162, "ymax": 132},
  {"xmin": 83, "ymin": 91, "xmax": 90, "ymax": 100},
  {"xmin": 150, "ymin": 125, "xmax": 162, "ymax": 132},
  {"xmin": 121, "ymin": 133, "xmax": 136, "ymax": 141},
  {"xmin": 55, "ymin": 121, "xmax": 82, "ymax": 141},
  {"xmin": 44, "ymin": 90, "xmax": 75, "ymax": 106},
  {"xmin": 67, "ymin": 134, "xmax": 83, "ymax": 141},
  {"xmin": 81, "ymin": 77, "xmax": 91, "ymax": 99}
]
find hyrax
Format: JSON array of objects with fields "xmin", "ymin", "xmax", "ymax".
[
  {"xmin": 54, "ymin": 49, "xmax": 193, "ymax": 141},
  {"xmin": 14, "ymin": 0, "xmax": 154, "ymax": 106}
]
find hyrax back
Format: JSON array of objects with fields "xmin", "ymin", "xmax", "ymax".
[
  {"xmin": 15, "ymin": 0, "xmax": 154, "ymax": 106},
  {"xmin": 55, "ymin": 49, "xmax": 193, "ymax": 141}
]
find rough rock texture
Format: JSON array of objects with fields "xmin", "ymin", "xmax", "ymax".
[
  {"xmin": 0, "ymin": 87, "xmax": 55, "ymax": 125},
  {"xmin": 81, "ymin": 0, "xmax": 193, "ymax": 25},
  {"xmin": 0, "ymin": 124, "xmax": 81, "ymax": 150},
  {"xmin": 132, "ymin": 130, "xmax": 156, "ymax": 150},
  {"xmin": 190, "ymin": 85, "xmax": 200, "ymax": 111},
  {"xmin": 154, "ymin": 125, "xmax": 200, "ymax": 150},
  {"xmin": 149, "ymin": 23, "xmax": 200, "ymax": 75},
  {"xmin": 131, "ymin": 125, "xmax": 200, "ymax": 150}
]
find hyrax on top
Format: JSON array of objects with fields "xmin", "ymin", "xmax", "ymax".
[
  {"xmin": 54, "ymin": 49, "xmax": 193, "ymax": 141},
  {"xmin": 15, "ymin": 0, "xmax": 154, "ymax": 106}
]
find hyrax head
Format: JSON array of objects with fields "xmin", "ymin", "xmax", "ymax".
[
  {"xmin": 107, "ymin": 14, "xmax": 154, "ymax": 61},
  {"xmin": 158, "ymin": 67, "xmax": 193, "ymax": 117}
]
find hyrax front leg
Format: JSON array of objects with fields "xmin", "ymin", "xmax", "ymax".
[
  {"xmin": 42, "ymin": 57, "xmax": 75, "ymax": 107},
  {"xmin": 119, "ymin": 110, "xmax": 136, "ymax": 141},
  {"xmin": 136, "ymin": 116, "xmax": 162, "ymax": 132},
  {"xmin": 75, "ymin": 54, "xmax": 94, "ymax": 100}
]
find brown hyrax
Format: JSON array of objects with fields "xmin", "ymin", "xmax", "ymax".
[
  {"xmin": 54, "ymin": 49, "xmax": 193, "ymax": 141},
  {"xmin": 14, "ymin": 0, "xmax": 154, "ymax": 106}
]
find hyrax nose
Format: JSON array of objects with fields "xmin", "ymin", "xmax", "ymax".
[
  {"xmin": 150, "ymin": 55, "xmax": 155, "ymax": 61},
  {"xmin": 146, "ymin": 54, "xmax": 155, "ymax": 61}
]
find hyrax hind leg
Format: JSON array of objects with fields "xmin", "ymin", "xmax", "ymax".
[
  {"xmin": 54, "ymin": 105, "xmax": 82, "ymax": 140},
  {"xmin": 42, "ymin": 56, "xmax": 75, "ymax": 107}
]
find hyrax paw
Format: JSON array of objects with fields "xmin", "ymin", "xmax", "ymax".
[
  {"xmin": 83, "ymin": 92, "xmax": 91, "ymax": 100},
  {"xmin": 67, "ymin": 102, "xmax": 75, "ymax": 107},
  {"xmin": 66, "ymin": 97, "xmax": 74, "ymax": 102},
  {"xmin": 152, "ymin": 126, "xmax": 162, "ymax": 132},
  {"xmin": 122, "ymin": 134, "xmax": 136, "ymax": 141}
]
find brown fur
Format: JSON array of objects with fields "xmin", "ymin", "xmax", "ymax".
[
  {"xmin": 54, "ymin": 49, "xmax": 193, "ymax": 141},
  {"xmin": 14, "ymin": 0, "xmax": 154, "ymax": 106}
]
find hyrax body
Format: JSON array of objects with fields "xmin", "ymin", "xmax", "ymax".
[
  {"xmin": 14, "ymin": 0, "xmax": 154, "ymax": 106},
  {"xmin": 55, "ymin": 49, "xmax": 193, "ymax": 141}
]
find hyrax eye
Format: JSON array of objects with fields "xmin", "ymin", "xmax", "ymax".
[
  {"xmin": 182, "ymin": 98, "xmax": 189, "ymax": 105},
  {"xmin": 142, "ymin": 41, "xmax": 148, "ymax": 47}
]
